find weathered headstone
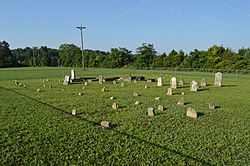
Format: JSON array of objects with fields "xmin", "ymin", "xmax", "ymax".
[
  {"xmin": 208, "ymin": 103, "xmax": 216, "ymax": 109},
  {"xmin": 178, "ymin": 79, "xmax": 184, "ymax": 86},
  {"xmin": 112, "ymin": 103, "xmax": 119, "ymax": 110},
  {"xmin": 113, "ymin": 80, "xmax": 117, "ymax": 84},
  {"xmin": 167, "ymin": 88, "xmax": 173, "ymax": 96},
  {"xmin": 72, "ymin": 109, "xmax": 77, "ymax": 116},
  {"xmin": 190, "ymin": 80, "xmax": 199, "ymax": 92},
  {"xmin": 134, "ymin": 101, "xmax": 140, "ymax": 105},
  {"xmin": 170, "ymin": 77, "xmax": 177, "ymax": 89},
  {"xmin": 100, "ymin": 121, "xmax": 111, "ymax": 128},
  {"xmin": 155, "ymin": 97, "xmax": 160, "ymax": 100},
  {"xmin": 214, "ymin": 72, "xmax": 222, "ymax": 87},
  {"xmin": 200, "ymin": 78, "xmax": 207, "ymax": 87},
  {"xmin": 133, "ymin": 92, "xmax": 139, "ymax": 97},
  {"xmin": 186, "ymin": 107, "xmax": 197, "ymax": 119},
  {"xmin": 63, "ymin": 76, "xmax": 70, "ymax": 85},
  {"xmin": 181, "ymin": 92, "xmax": 185, "ymax": 95},
  {"xmin": 128, "ymin": 75, "xmax": 132, "ymax": 82},
  {"xmin": 148, "ymin": 108, "xmax": 155, "ymax": 117},
  {"xmin": 99, "ymin": 75, "xmax": 103, "ymax": 84},
  {"xmin": 157, "ymin": 105, "xmax": 164, "ymax": 112},
  {"xmin": 177, "ymin": 97, "xmax": 184, "ymax": 106},
  {"xmin": 71, "ymin": 69, "xmax": 75, "ymax": 80},
  {"xmin": 157, "ymin": 77, "xmax": 163, "ymax": 86}
]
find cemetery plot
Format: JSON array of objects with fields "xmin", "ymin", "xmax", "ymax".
[{"xmin": 0, "ymin": 68, "xmax": 250, "ymax": 165}]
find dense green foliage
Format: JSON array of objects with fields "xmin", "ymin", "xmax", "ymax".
[
  {"xmin": 0, "ymin": 67, "xmax": 249, "ymax": 165},
  {"xmin": 1, "ymin": 40, "xmax": 250, "ymax": 69}
]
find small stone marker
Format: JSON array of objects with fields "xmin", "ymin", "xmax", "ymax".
[
  {"xmin": 110, "ymin": 96, "xmax": 114, "ymax": 100},
  {"xmin": 62, "ymin": 89, "xmax": 64, "ymax": 92},
  {"xmin": 128, "ymin": 75, "xmax": 132, "ymax": 82},
  {"xmin": 72, "ymin": 109, "xmax": 77, "ymax": 116},
  {"xmin": 99, "ymin": 75, "xmax": 103, "ymax": 84},
  {"xmin": 200, "ymin": 79, "xmax": 207, "ymax": 87},
  {"xmin": 100, "ymin": 121, "xmax": 111, "ymax": 128},
  {"xmin": 78, "ymin": 93, "xmax": 83, "ymax": 96},
  {"xmin": 71, "ymin": 69, "xmax": 75, "ymax": 80},
  {"xmin": 112, "ymin": 103, "xmax": 119, "ymax": 110},
  {"xmin": 121, "ymin": 83, "xmax": 125, "ymax": 87},
  {"xmin": 59, "ymin": 80, "xmax": 61, "ymax": 83},
  {"xmin": 148, "ymin": 108, "xmax": 155, "ymax": 117},
  {"xmin": 167, "ymin": 88, "xmax": 173, "ymax": 96},
  {"xmin": 155, "ymin": 97, "xmax": 160, "ymax": 100},
  {"xmin": 63, "ymin": 76, "xmax": 70, "ymax": 85},
  {"xmin": 101, "ymin": 87, "xmax": 106, "ymax": 92},
  {"xmin": 208, "ymin": 103, "xmax": 216, "ymax": 109},
  {"xmin": 214, "ymin": 72, "xmax": 222, "ymax": 87},
  {"xmin": 49, "ymin": 85, "xmax": 53, "ymax": 88},
  {"xmin": 134, "ymin": 101, "xmax": 140, "ymax": 105},
  {"xmin": 157, "ymin": 77, "xmax": 163, "ymax": 86},
  {"xmin": 37, "ymin": 88, "xmax": 41, "ymax": 92},
  {"xmin": 84, "ymin": 82, "xmax": 88, "ymax": 86},
  {"xmin": 82, "ymin": 86, "xmax": 85, "ymax": 90},
  {"xmin": 134, "ymin": 80, "xmax": 137, "ymax": 83},
  {"xmin": 177, "ymin": 97, "xmax": 184, "ymax": 106},
  {"xmin": 190, "ymin": 80, "xmax": 199, "ymax": 92},
  {"xmin": 178, "ymin": 79, "xmax": 184, "ymax": 86},
  {"xmin": 181, "ymin": 92, "xmax": 185, "ymax": 95},
  {"xmin": 113, "ymin": 80, "xmax": 117, "ymax": 84},
  {"xmin": 186, "ymin": 107, "xmax": 197, "ymax": 119},
  {"xmin": 157, "ymin": 105, "xmax": 164, "ymax": 112},
  {"xmin": 170, "ymin": 77, "xmax": 177, "ymax": 89},
  {"xmin": 133, "ymin": 92, "xmax": 139, "ymax": 97},
  {"xmin": 43, "ymin": 84, "xmax": 46, "ymax": 87},
  {"xmin": 144, "ymin": 85, "xmax": 148, "ymax": 89},
  {"xmin": 46, "ymin": 78, "xmax": 49, "ymax": 82}
]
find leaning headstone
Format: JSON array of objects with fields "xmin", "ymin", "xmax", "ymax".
[
  {"xmin": 167, "ymin": 88, "xmax": 173, "ymax": 96},
  {"xmin": 63, "ymin": 76, "xmax": 71, "ymax": 85},
  {"xmin": 99, "ymin": 75, "xmax": 103, "ymax": 84},
  {"xmin": 214, "ymin": 72, "xmax": 222, "ymax": 87},
  {"xmin": 190, "ymin": 80, "xmax": 199, "ymax": 92},
  {"xmin": 100, "ymin": 121, "xmax": 111, "ymax": 128},
  {"xmin": 72, "ymin": 109, "xmax": 77, "ymax": 116},
  {"xmin": 177, "ymin": 97, "xmax": 184, "ymax": 106},
  {"xmin": 170, "ymin": 77, "xmax": 177, "ymax": 89},
  {"xmin": 178, "ymin": 79, "xmax": 184, "ymax": 86},
  {"xmin": 157, "ymin": 105, "xmax": 164, "ymax": 112},
  {"xmin": 200, "ymin": 78, "xmax": 207, "ymax": 87},
  {"xmin": 148, "ymin": 108, "xmax": 155, "ymax": 117},
  {"xmin": 157, "ymin": 77, "xmax": 163, "ymax": 86},
  {"xmin": 71, "ymin": 69, "xmax": 75, "ymax": 80},
  {"xmin": 186, "ymin": 107, "xmax": 197, "ymax": 119},
  {"xmin": 112, "ymin": 103, "xmax": 119, "ymax": 110}
]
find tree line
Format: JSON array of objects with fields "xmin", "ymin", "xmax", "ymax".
[{"xmin": 1, "ymin": 40, "xmax": 250, "ymax": 70}]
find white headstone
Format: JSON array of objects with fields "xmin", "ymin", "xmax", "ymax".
[
  {"xmin": 157, "ymin": 77, "xmax": 163, "ymax": 86},
  {"xmin": 214, "ymin": 72, "xmax": 222, "ymax": 87},
  {"xmin": 190, "ymin": 80, "xmax": 199, "ymax": 92},
  {"xmin": 167, "ymin": 88, "xmax": 173, "ymax": 96},
  {"xmin": 72, "ymin": 109, "xmax": 77, "ymax": 116},
  {"xmin": 71, "ymin": 69, "xmax": 75, "ymax": 80},
  {"xmin": 200, "ymin": 78, "xmax": 207, "ymax": 87},
  {"xmin": 63, "ymin": 76, "xmax": 71, "ymax": 85},
  {"xmin": 158, "ymin": 105, "xmax": 164, "ymax": 112},
  {"xmin": 170, "ymin": 77, "xmax": 177, "ymax": 89},
  {"xmin": 99, "ymin": 75, "xmax": 103, "ymax": 84},
  {"xmin": 148, "ymin": 108, "xmax": 155, "ymax": 117},
  {"xmin": 186, "ymin": 107, "xmax": 197, "ymax": 119}
]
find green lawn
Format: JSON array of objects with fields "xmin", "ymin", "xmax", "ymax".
[{"xmin": 0, "ymin": 67, "xmax": 249, "ymax": 165}]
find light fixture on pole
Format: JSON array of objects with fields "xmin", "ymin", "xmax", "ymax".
[{"xmin": 76, "ymin": 25, "xmax": 86, "ymax": 69}]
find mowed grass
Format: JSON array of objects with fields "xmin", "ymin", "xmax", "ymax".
[{"xmin": 0, "ymin": 67, "xmax": 249, "ymax": 165}]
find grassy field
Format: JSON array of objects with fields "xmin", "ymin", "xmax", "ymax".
[{"xmin": 0, "ymin": 67, "xmax": 249, "ymax": 165}]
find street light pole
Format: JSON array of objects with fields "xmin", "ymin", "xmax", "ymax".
[{"xmin": 76, "ymin": 25, "xmax": 86, "ymax": 69}]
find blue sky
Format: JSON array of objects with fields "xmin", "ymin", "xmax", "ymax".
[{"xmin": 1, "ymin": 0, "xmax": 250, "ymax": 53}]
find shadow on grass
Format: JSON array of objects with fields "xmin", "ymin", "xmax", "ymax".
[
  {"xmin": 0, "ymin": 85, "xmax": 214, "ymax": 166},
  {"xmin": 221, "ymin": 84, "xmax": 237, "ymax": 87}
]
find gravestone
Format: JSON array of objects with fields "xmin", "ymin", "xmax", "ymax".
[
  {"xmin": 128, "ymin": 75, "xmax": 132, "ymax": 82},
  {"xmin": 71, "ymin": 69, "xmax": 75, "ymax": 80},
  {"xmin": 37, "ymin": 88, "xmax": 41, "ymax": 92},
  {"xmin": 100, "ymin": 121, "xmax": 111, "ymax": 128},
  {"xmin": 144, "ymin": 85, "xmax": 148, "ymax": 89},
  {"xmin": 158, "ymin": 105, "xmax": 164, "ymax": 112},
  {"xmin": 72, "ymin": 109, "xmax": 77, "ymax": 116},
  {"xmin": 99, "ymin": 75, "xmax": 103, "ymax": 84},
  {"xmin": 214, "ymin": 72, "xmax": 222, "ymax": 87},
  {"xmin": 63, "ymin": 76, "xmax": 71, "ymax": 85},
  {"xmin": 110, "ymin": 96, "xmax": 114, "ymax": 100},
  {"xmin": 190, "ymin": 80, "xmax": 199, "ymax": 92},
  {"xmin": 200, "ymin": 78, "xmax": 207, "ymax": 87},
  {"xmin": 84, "ymin": 82, "xmax": 88, "ymax": 86},
  {"xmin": 167, "ymin": 88, "xmax": 173, "ymax": 96},
  {"xmin": 78, "ymin": 93, "xmax": 83, "ymax": 96},
  {"xmin": 186, "ymin": 107, "xmax": 197, "ymax": 119},
  {"xmin": 155, "ymin": 97, "xmax": 160, "ymax": 100},
  {"xmin": 112, "ymin": 103, "xmax": 119, "ymax": 110},
  {"xmin": 178, "ymin": 79, "xmax": 184, "ymax": 86},
  {"xmin": 208, "ymin": 103, "xmax": 215, "ymax": 109},
  {"xmin": 101, "ymin": 87, "xmax": 106, "ymax": 92},
  {"xmin": 157, "ymin": 77, "xmax": 163, "ymax": 86},
  {"xmin": 134, "ymin": 101, "xmax": 140, "ymax": 105},
  {"xmin": 181, "ymin": 92, "xmax": 185, "ymax": 95},
  {"xmin": 121, "ymin": 83, "xmax": 125, "ymax": 87},
  {"xmin": 170, "ymin": 77, "xmax": 177, "ymax": 89},
  {"xmin": 133, "ymin": 92, "xmax": 139, "ymax": 97},
  {"xmin": 148, "ymin": 108, "xmax": 155, "ymax": 117},
  {"xmin": 177, "ymin": 97, "xmax": 184, "ymax": 106},
  {"xmin": 113, "ymin": 80, "xmax": 117, "ymax": 84}
]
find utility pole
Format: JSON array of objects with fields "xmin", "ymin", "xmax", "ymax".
[{"xmin": 76, "ymin": 25, "xmax": 86, "ymax": 69}]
